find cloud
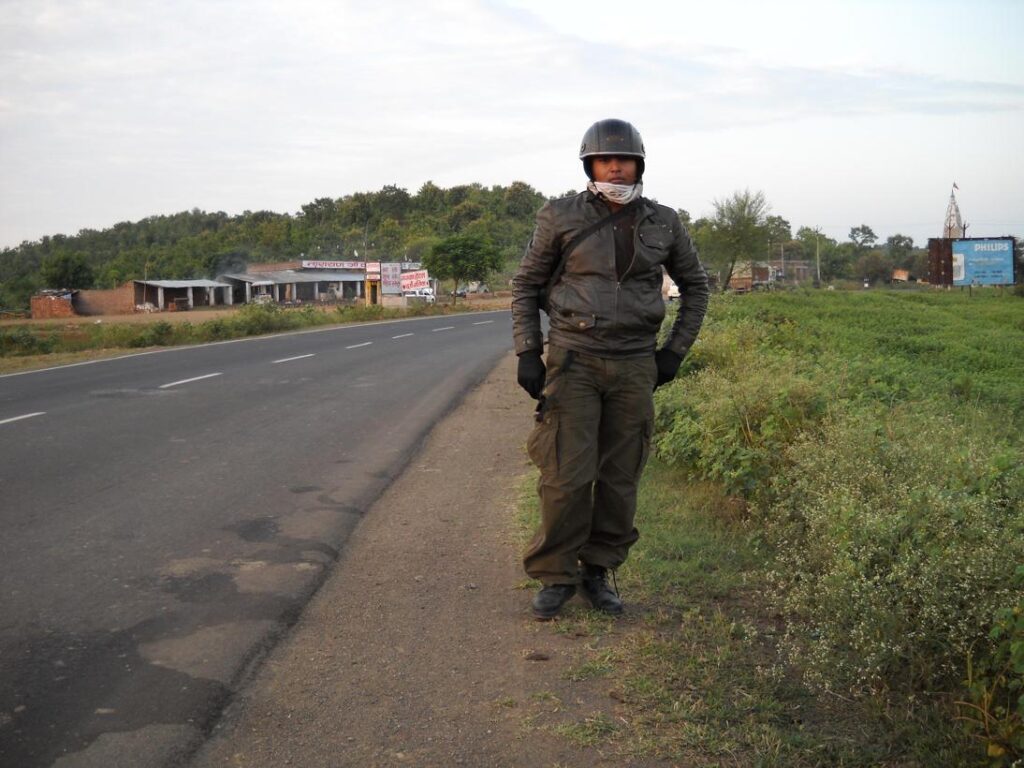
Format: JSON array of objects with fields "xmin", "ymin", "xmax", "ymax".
[{"xmin": 0, "ymin": 0, "xmax": 1021, "ymax": 246}]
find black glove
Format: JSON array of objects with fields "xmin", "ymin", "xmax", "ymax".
[
  {"xmin": 654, "ymin": 348, "xmax": 683, "ymax": 390},
  {"xmin": 517, "ymin": 350, "xmax": 546, "ymax": 400}
]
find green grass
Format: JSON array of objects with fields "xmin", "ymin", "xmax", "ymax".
[
  {"xmin": 519, "ymin": 458, "xmax": 978, "ymax": 765},
  {"xmin": 516, "ymin": 289, "xmax": 1024, "ymax": 765}
]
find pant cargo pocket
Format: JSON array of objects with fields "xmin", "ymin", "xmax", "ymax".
[{"xmin": 527, "ymin": 413, "xmax": 559, "ymax": 473}]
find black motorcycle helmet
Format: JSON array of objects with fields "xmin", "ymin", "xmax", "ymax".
[{"xmin": 579, "ymin": 119, "xmax": 645, "ymax": 181}]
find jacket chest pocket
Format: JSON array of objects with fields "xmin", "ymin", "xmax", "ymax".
[{"xmin": 638, "ymin": 223, "xmax": 672, "ymax": 253}]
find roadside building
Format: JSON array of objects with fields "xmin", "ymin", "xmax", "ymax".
[
  {"xmin": 219, "ymin": 259, "xmax": 427, "ymax": 306},
  {"xmin": 134, "ymin": 279, "xmax": 233, "ymax": 311},
  {"xmin": 217, "ymin": 269, "xmax": 366, "ymax": 304}
]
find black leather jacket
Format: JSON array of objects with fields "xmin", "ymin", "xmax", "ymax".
[{"xmin": 512, "ymin": 191, "xmax": 709, "ymax": 359}]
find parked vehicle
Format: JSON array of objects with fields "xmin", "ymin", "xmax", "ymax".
[{"xmin": 403, "ymin": 287, "xmax": 435, "ymax": 303}]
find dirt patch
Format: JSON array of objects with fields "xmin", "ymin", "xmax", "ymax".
[{"xmin": 190, "ymin": 352, "xmax": 642, "ymax": 768}]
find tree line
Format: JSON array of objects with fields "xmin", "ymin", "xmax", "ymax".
[
  {"xmin": 686, "ymin": 188, "xmax": 930, "ymax": 289},
  {"xmin": 1, "ymin": 181, "xmax": 965, "ymax": 310},
  {"xmin": 0, "ymin": 181, "xmax": 549, "ymax": 309}
]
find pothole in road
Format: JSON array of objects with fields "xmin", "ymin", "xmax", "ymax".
[{"xmin": 222, "ymin": 517, "xmax": 279, "ymax": 542}]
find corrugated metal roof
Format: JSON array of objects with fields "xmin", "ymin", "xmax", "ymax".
[
  {"xmin": 219, "ymin": 273, "xmax": 274, "ymax": 286},
  {"xmin": 219, "ymin": 271, "xmax": 365, "ymax": 284},
  {"xmin": 134, "ymin": 279, "xmax": 231, "ymax": 289}
]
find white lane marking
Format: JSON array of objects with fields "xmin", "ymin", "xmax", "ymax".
[
  {"xmin": 0, "ymin": 310, "xmax": 512, "ymax": 379},
  {"xmin": 432, "ymin": 326, "xmax": 455, "ymax": 332},
  {"xmin": 346, "ymin": 342, "xmax": 373, "ymax": 349},
  {"xmin": 0, "ymin": 412, "xmax": 45, "ymax": 426},
  {"xmin": 392, "ymin": 333, "xmax": 414, "ymax": 339},
  {"xmin": 472, "ymin": 320, "xmax": 494, "ymax": 325},
  {"xmin": 272, "ymin": 354, "xmax": 315, "ymax": 364},
  {"xmin": 158, "ymin": 372, "xmax": 223, "ymax": 389}
]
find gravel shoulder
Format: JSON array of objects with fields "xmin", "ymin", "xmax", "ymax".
[{"xmin": 188, "ymin": 351, "xmax": 629, "ymax": 768}]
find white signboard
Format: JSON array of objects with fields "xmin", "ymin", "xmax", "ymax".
[
  {"xmin": 401, "ymin": 270, "xmax": 430, "ymax": 291},
  {"xmin": 381, "ymin": 263, "xmax": 402, "ymax": 294},
  {"xmin": 365, "ymin": 261, "xmax": 381, "ymax": 276},
  {"xmin": 401, "ymin": 262, "xmax": 422, "ymax": 271},
  {"xmin": 301, "ymin": 260, "xmax": 365, "ymax": 269}
]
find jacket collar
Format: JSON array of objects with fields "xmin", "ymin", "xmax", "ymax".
[{"xmin": 584, "ymin": 190, "xmax": 653, "ymax": 220}]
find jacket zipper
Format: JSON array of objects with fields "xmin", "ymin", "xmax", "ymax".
[{"xmin": 614, "ymin": 206, "xmax": 646, "ymax": 327}]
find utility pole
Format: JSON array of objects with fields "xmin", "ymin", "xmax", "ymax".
[
  {"xmin": 780, "ymin": 242, "xmax": 785, "ymax": 286},
  {"xmin": 815, "ymin": 236, "xmax": 821, "ymax": 283}
]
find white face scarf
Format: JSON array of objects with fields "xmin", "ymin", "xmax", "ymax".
[{"xmin": 587, "ymin": 180, "xmax": 644, "ymax": 205}]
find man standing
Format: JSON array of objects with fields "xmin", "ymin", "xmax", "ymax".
[{"xmin": 512, "ymin": 119, "xmax": 709, "ymax": 620}]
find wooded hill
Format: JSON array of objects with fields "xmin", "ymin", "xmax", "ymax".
[{"xmin": 0, "ymin": 181, "xmax": 555, "ymax": 309}]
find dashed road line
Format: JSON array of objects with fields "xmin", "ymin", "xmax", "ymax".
[
  {"xmin": 392, "ymin": 333, "xmax": 414, "ymax": 339},
  {"xmin": 472, "ymin": 320, "xmax": 494, "ymax": 325},
  {"xmin": 272, "ymin": 354, "xmax": 315, "ymax": 364},
  {"xmin": 346, "ymin": 342, "xmax": 373, "ymax": 349},
  {"xmin": 432, "ymin": 327, "xmax": 455, "ymax": 332},
  {"xmin": 0, "ymin": 412, "xmax": 46, "ymax": 426},
  {"xmin": 158, "ymin": 373, "xmax": 223, "ymax": 389}
]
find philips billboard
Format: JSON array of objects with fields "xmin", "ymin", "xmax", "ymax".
[{"xmin": 952, "ymin": 238, "xmax": 1015, "ymax": 286}]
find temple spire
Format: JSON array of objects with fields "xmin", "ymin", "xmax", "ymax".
[{"xmin": 943, "ymin": 184, "xmax": 965, "ymax": 238}]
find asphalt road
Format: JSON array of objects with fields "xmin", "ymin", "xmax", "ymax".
[{"xmin": 0, "ymin": 310, "xmax": 513, "ymax": 768}]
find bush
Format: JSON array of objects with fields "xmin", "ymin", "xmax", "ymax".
[
  {"xmin": 764, "ymin": 407, "xmax": 1024, "ymax": 694},
  {"xmin": 197, "ymin": 318, "xmax": 231, "ymax": 341},
  {"xmin": 958, "ymin": 574, "xmax": 1024, "ymax": 764},
  {"xmin": 654, "ymin": 357, "xmax": 828, "ymax": 497},
  {"xmin": 128, "ymin": 320, "xmax": 175, "ymax": 348},
  {"xmin": 234, "ymin": 303, "xmax": 293, "ymax": 335},
  {"xmin": 653, "ymin": 291, "xmax": 1024, "ymax": 762},
  {"xmin": 0, "ymin": 327, "xmax": 57, "ymax": 356}
]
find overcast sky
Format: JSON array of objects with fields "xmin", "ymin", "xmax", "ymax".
[{"xmin": 1, "ymin": 0, "xmax": 1022, "ymax": 250}]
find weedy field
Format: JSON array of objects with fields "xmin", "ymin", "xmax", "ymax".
[{"xmin": 521, "ymin": 289, "xmax": 1024, "ymax": 766}]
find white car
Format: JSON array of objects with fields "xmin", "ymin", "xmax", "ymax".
[{"xmin": 403, "ymin": 288, "xmax": 435, "ymax": 303}]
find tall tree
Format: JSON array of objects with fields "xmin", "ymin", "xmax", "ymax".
[
  {"xmin": 40, "ymin": 252, "xmax": 95, "ymax": 289},
  {"xmin": 375, "ymin": 185, "xmax": 412, "ymax": 221},
  {"xmin": 795, "ymin": 226, "xmax": 840, "ymax": 282},
  {"xmin": 849, "ymin": 225, "xmax": 877, "ymax": 249},
  {"xmin": 423, "ymin": 233, "xmax": 502, "ymax": 301},
  {"xmin": 503, "ymin": 181, "xmax": 544, "ymax": 219},
  {"xmin": 856, "ymin": 250, "xmax": 894, "ymax": 285},
  {"xmin": 765, "ymin": 215, "xmax": 792, "ymax": 244},
  {"xmin": 886, "ymin": 234, "xmax": 915, "ymax": 268},
  {"xmin": 299, "ymin": 198, "xmax": 337, "ymax": 227},
  {"xmin": 709, "ymin": 189, "xmax": 770, "ymax": 291}
]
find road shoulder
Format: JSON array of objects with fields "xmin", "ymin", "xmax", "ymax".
[{"xmin": 189, "ymin": 352, "xmax": 627, "ymax": 768}]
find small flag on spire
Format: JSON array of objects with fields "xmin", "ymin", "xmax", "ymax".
[{"xmin": 953, "ymin": 182, "xmax": 959, "ymax": 190}]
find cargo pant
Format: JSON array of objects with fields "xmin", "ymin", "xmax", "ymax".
[{"xmin": 523, "ymin": 344, "xmax": 657, "ymax": 585}]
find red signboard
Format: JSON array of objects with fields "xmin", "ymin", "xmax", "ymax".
[{"xmin": 401, "ymin": 270, "xmax": 430, "ymax": 291}]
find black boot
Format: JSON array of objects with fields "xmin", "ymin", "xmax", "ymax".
[
  {"xmin": 579, "ymin": 563, "xmax": 623, "ymax": 615},
  {"xmin": 531, "ymin": 584, "xmax": 576, "ymax": 620}
]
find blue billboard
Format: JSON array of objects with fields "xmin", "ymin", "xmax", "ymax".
[{"xmin": 952, "ymin": 239, "xmax": 1015, "ymax": 286}]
